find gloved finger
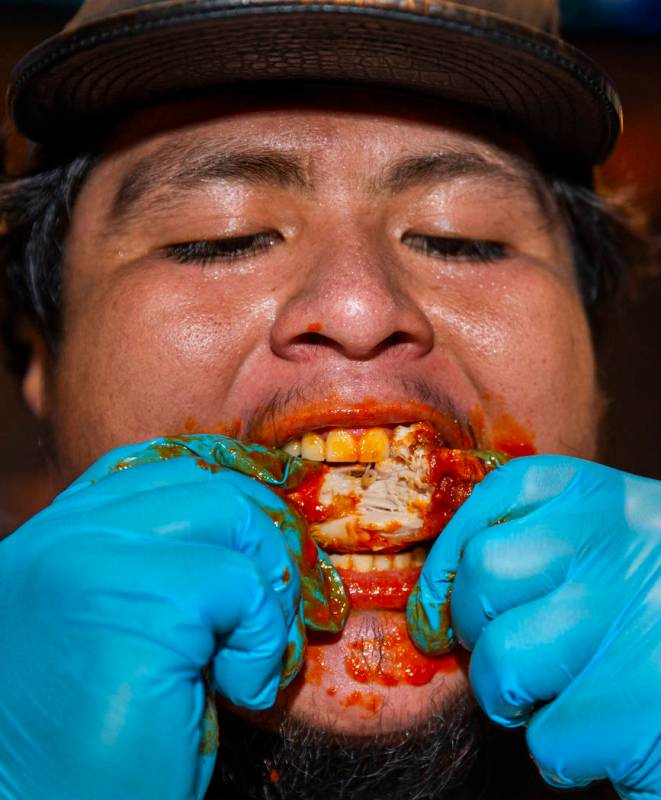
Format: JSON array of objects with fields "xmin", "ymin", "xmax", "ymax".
[
  {"xmin": 63, "ymin": 475, "xmax": 309, "ymax": 688},
  {"xmin": 61, "ymin": 446, "xmax": 349, "ymax": 636},
  {"xmin": 167, "ymin": 434, "xmax": 315, "ymax": 490},
  {"xmin": 55, "ymin": 440, "xmax": 245, "ymax": 508},
  {"xmin": 211, "ymin": 473, "xmax": 347, "ymax": 635},
  {"xmin": 87, "ymin": 472, "xmax": 346, "ymax": 648},
  {"xmin": 68, "ymin": 434, "xmax": 314, "ymax": 493},
  {"xmin": 285, "ymin": 521, "xmax": 348, "ymax": 634},
  {"xmin": 194, "ymin": 676, "xmax": 220, "ymax": 799},
  {"xmin": 280, "ymin": 602, "xmax": 307, "ymax": 689},
  {"xmin": 450, "ymin": 517, "xmax": 575, "ymax": 650},
  {"xmin": 64, "ymin": 438, "xmax": 199, "ymax": 491},
  {"xmin": 206, "ymin": 550, "xmax": 289, "ymax": 709},
  {"xmin": 154, "ymin": 541, "xmax": 291, "ymax": 710},
  {"xmin": 168, "ymin": 462, "xmax": 348, "ymax": 634},
  {"xmin": 174, "ymin": 465, "xmax": 348, "ymax": 635},
  {"xmin": 67, "ymin": 479, "xmax": 301, "ymax": 631},
  {"xmin": 469, "ymin": 582, "xmax": 609, "ymax": 727},
  {"xmin": 48, "ymin": 534, "xmax": 291, "ymax": 710},
  {"xmin": 407, "ymin": 455, "xmax": 583, "ymax": 654},
  {"xmin": 526, "ymin": 594, "xmax": 661, "ymax": 793}
]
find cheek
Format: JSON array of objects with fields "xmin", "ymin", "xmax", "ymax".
[
  {"xmin": 432, "ymin": 267, "xmax": 597, "ymax": 457},
  {"xmin": 51, "ymin": 271, "xmax": 267, "ymax": 473}
]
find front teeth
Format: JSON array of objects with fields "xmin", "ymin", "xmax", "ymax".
[
  {"xmin": 328, "ymin": 547, "xmax": 427, "ymax": 571},
  {"xmin": 358, "ymin": 428, "xmax": 390, "ymax": 463},
  {"xmin": 285, "ymin": 427, "xmax": 392, "ymax": 463},
  {"xmin": 283, "ymin": 439, "xmax": 301, "ymax": 457},
  {"xmin": 326, "ymin": 430, "xmax": 359, "ymax": 462},
  {"xmin": 300, "ymin": 432, "xmax": 325, "ymax": 461}
]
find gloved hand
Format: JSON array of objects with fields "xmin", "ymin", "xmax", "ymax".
[
  {"xmin": 0, "ymin": 435, "xmax": 347, "ymax": 800},
  {"xmin": 407, "ymin": 456, "xmax": 661, "ymax": 800}
]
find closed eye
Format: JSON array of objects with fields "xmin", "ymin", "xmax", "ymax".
[
  {"xmin": 163, "ymin": 231, "xmax": 283, "ymax": 265},
  {"xmin": 402, "ymin": 234, "xmax": 507, "ymax": 264}
]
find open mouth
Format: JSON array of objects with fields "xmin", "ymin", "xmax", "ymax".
[{"xmin": 281, "ymin": 421, "xmax": 505, "ymax": 610}]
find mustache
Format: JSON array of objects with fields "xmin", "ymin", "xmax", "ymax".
[{"xmin": 246, "ymin": 377, "xmax": 476, "ymax": 445}]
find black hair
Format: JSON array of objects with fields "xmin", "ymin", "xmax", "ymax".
[
  {"xmin": 0, "ymin": 142, "xmax": 96, "ymax": 374},
  {"xmin": 0, "ymin": 137, "xmax": 652, "ymax": 378}
]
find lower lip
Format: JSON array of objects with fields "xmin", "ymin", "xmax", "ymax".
[{"xmin": 334, "ymin": 564, "xmax": 422, "ymax": 610}]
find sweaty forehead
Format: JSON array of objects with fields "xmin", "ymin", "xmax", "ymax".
[
  {"xmin": 85, "ymin": 88, "xmax": 552, "ymax": 223},
  {"xmin": 108, "ymin": 87, "xmax": 529, "ymax": 148}
]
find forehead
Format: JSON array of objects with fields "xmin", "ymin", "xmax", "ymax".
[
  {"xmin": 110, "ymin": 86, "xmax": 531, "ymax": 145},
  {"xmin": 72, "ymin": 87, "xmax": 557, "ymax": 239},
  {"xmin": 98, "ymin": 86, "xmax": 544, "ymax": 191}
]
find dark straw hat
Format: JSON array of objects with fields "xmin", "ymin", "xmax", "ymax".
[{"xmin": 8, "ymin": 0, "xmax": 622, "ymax": 165}]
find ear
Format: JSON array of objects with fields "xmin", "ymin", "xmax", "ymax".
[{"xmin": 22, "ymin": 330, "xmax": 50, "ymax": 419}]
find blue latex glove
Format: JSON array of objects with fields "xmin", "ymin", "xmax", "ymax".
[
  {"xmin": 407, "ymin": 456, "xmax": 661, "ymax": 800},
  {"xmin": 0, "ymin": 435, "xmax": 347, "ymax": 800}
]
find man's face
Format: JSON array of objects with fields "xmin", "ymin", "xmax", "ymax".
[{"xmin": 35, "ymin": 88, "xmax": 598, "ymax": 746}]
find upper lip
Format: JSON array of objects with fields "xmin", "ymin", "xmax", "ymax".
[{"xmin": 248, "ymin": 400, "xmax": 476, "ymax": 450}]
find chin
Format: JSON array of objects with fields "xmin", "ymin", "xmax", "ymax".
[
  {"xmin": 212, "ymin": 410, "xmax": 513, "ymax": 797},
  {"xmin": 279, "ymin": 609, "xmax": 471, "ymax": 737},
  {"xmin": 218, "ymin": 622, "xmax": 479, "ymax": 800}
]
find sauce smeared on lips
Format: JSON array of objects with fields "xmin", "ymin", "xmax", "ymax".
[{"xmin": 250, "ymin": 399, "xmax": 474, "ymax": 450}]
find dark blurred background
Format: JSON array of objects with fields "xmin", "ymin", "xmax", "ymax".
[{"xmin": 0, "ymin": 0, "xmax": 660, "ymax": 536}]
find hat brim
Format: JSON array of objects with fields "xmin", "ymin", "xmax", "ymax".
[{"xmin": 8, "ymin": 0, "xmax": 622, "ymax": 164}]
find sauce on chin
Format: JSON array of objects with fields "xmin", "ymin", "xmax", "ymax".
[
  {"xmin": 344, "ymin": 617, "xmax": 460, "ymax": 687},
  {"xmin": 259, "ymin": 611, "xmax": 469, "ymax": 735},
  {"xmin": 300, "ymin": 616, "xmax": 461, "ymax": 692}
]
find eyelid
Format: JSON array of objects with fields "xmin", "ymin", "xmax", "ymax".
[
  {"xmin": 163, "ymin": 230, "xmax": 283, "ymax": 265},
  {"xmin": 402, "ymin": 233, "xmax": 507, "ymax": 263}
]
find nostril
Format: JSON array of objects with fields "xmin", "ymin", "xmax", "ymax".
[
  {"xmin": 371, "ymin": 330, "xmax": 427, "ymax": 357},
  {"xmin": 284, "ymin": 328, "xmax": 428, "ymax": 359},
  {"xmin": 381, "ymin": 331, "xmax": 417, "ymax": 349},
  {"xmin": 271, "ymin": 291, "xmax": 435, "ymax": 361},
  {"xmin": 290, "ymin": 331, "xmax": 328, "ymax": 347}
]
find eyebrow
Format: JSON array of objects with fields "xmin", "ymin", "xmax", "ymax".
[
  {"xmin": 378, "ymin": 150, "xmax": 551, "ymax": 210},
  {"xmin": 109, "ymin": 140, "xmax": 310, "ymax": 224},
  {"xmin": 109, "ymin": 139, "xmax": 551, "ymax": 225}
]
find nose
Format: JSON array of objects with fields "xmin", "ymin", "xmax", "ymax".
[{"xmin": 270, "ymin": 224, "xmax": 434, "ymax": 362}]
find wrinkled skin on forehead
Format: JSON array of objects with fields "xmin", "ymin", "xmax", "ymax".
[{"xmin": 23, "ymin": 87, "xmax": 599, "ymax": 749}]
